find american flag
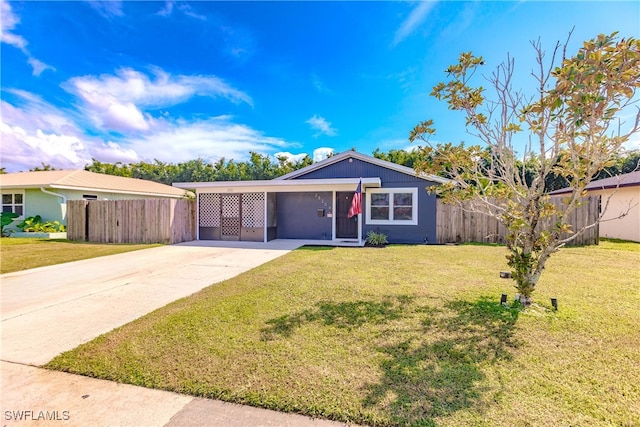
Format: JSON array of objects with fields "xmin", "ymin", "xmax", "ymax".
[{"xmin": 347, "ymin": 180, "xmax": 362, "ymax": 218}]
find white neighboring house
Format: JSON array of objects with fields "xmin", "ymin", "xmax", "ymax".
[
  {"xmin": 551, "ymin": 171, "xmax": 640, "ymax": 242},
  {"xmin": 0, "ymin": 170, "xmax": 189, "ymax": 228}
]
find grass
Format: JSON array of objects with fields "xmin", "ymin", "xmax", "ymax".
[
  {"xmin": 0, "ymin": 238, "xmax": 160, "ymax": 274},
  {"xmin": 47, "ymin": 240, "xmax": 640, "ymax": 426}
]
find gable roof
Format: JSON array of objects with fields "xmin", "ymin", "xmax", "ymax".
[
  {"xmin": 275, "ymin": 151, "xmax": 451, "ymax": 184},
  {"xmin": 0, "ymin": 170, "xmax": 188, "ymax": 198},
  {"xmin": 551, "ymin": 170, "xmax": 640, "ymax": 195}
]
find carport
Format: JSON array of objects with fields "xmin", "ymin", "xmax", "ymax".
[{"xmin": 173, "ymin": 178, "xmax": 381, "ymax": 243}]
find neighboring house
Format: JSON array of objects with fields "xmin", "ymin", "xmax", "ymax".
[
  {"xmin": 551, "ymin": 171, "xmax": 640, "ymax": 242},
  {"xmin": 173, "ymin": 151, "xmax": 450, "ymax": 244},
  {"xmin": 0, "ymin": 170, "xmax": 189, "ymax": 227}
]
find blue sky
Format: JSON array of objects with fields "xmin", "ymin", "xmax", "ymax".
[{"xmin": 1, "ymin": 1, "xmax": 639, "ymax": 173}]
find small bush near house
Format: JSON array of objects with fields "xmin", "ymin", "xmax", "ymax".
[
  {"xmin": 365, "ymin": 230, "xmax": 388, "ymax": 247},
  {"xmin": 17, "ymin": 215, "xmax": 66, "ymax": 233},
  {"xmin": 1, "ymin": 212, "xmax": 19, "ymax": 236}
]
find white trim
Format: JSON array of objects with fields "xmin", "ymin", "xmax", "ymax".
[
  {"xmin": 47, "ymin": 185, "xmax": 186, "ymax": 198},
  {"xmin": 174, "ymin": 177, "xmax": 381, "ymax": 194},
  {"xmin": 263, "ymin": 191, "xmax": 268, "ymax": 243},
  {"xmin": 1, "ymin": 190, "xmax": 25, "ymax": 219},
  {"xmin": 196, "ymin": 192, "xmax": 200, "ymax": 240},
  {"xmin": 366, "ymin": 187, "xmax": 418, "ymax": 226},
  {"xmin": 1, "ymin": 184, "xmax": 187, "ymax": 198},
  {"xmin": 331, "ymin": 191, "xmax": 336, "ymax": 240}
]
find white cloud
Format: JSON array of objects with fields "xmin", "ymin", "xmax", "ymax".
[
  {"xmin": 64, "ymin": 67, "xmax": 252, "ymax": 133},
  {"xmin": 157, "ymin": 1, "xmax": 206, "ymax": 20},
  {"xmin": 0, "ymin": 0, "xmax": 54, "ymax": 76},
  {"xmin": 312, "ymin": 147, "xmax": 334, "ymax": 162},
  {"xmin": 0, "ymin": 0, "xmax": 27, "ymax": 50},
  {"xmin": 274, "ymin": 151, "xmax": 309, "ymax": 163},
  {"xmin": 393, "ymin": 2, "xmax": 437, "ymax": 46},
  {"xmin": 125, "ymin": 117, "xmax": 288, "ymax": 163},
  {"xmin": 0, "ymin": 94, "xmax": 136, "ymax": 171},
  {"xmin": 91, "ymin": 141, "xmax": 140, "ymax": 164},
  {"xmin": 624, "ymin": 137, "xmax": 640, "ymax": 152},
  {"xmin": 2, "ymin": 91, "xmax": 77, "ymax": 136},
  {"xmin": 157, "ymin": 1, "xmax": 174, "ymax": 16},
  {"xmin": 306, "ymin": 115, "xmax": 337, "ymax": 138},
  {"xmin": 179, "ymin": 3, "xmax": 206, "ymax": 21},
  {"xmin": 311, "ymin": 73, "xmax": 333, "ymax": 95},
  {"xmin": 28, "ymin": 58, "xmax": 56, "ymax": 77},
  {"xmin": 88, "ymin": 0, "xmax": 123, "ymax": 18},
  {"xmin": 0, "ymin": 122, "xmax": 92, "ymax": 171},
  {"xmin": 0, "ymin": 94, "xmax": 293, "ymax": 172}
]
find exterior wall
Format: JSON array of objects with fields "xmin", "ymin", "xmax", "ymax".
[
  {"xmin": 276, "ymin": 192, "xmax": 332, "ymax": 240},
  {"xmin": 291, "ymin": 158, "xmax": 437, "ymax": 244},
  {"xmin": 24, "ymin": 189, "xmax": 64, "ymax": 222},
  {"xmin": 592, "ymin": 186, "xmax": 640, "ymax": 242},
  {"xmin": 362, "ymin": 185, "xmax": 435, "ymax": 244}
]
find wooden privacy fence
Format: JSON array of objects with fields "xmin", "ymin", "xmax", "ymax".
[
  {"xmin": 436, "ymin": 195, "xmax": 599, "ymax": 246},
  {"xmin": 67, "ymin": 199, "xmax": 196, "ymax": 244}
]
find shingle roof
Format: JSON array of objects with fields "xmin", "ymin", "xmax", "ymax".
[
  {"xmin": 550, "ymin": 170, "xmax": 640, "ymax": 195},
  {"xmin": 275, "ymin": 150, "xmax": 451, "ymax": 184},
  {"xmin": 0, "ymin": 170, "xmax": 187, "ymax": 198}
]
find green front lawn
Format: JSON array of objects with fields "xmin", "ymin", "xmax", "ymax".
[
  {"xmin": 0, "ymin": 238, "xmax": 160, "ymax": 274},
  {"xmin": 47, "ymin": 241, "xmax": 640, "ymax": 426}
]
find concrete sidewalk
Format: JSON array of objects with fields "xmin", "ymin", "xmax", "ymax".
[
  {"xmin": 1, "ymin": 361, "xmax": 347, "ymax": 426},
  {"xmin": 1, "ymin": 240, "xmax": 352, "ymax": 426}
]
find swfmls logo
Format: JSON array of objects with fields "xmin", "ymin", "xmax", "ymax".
[{"xmin": 4, "ymin": 410, "xmax": 70, "ymax": 421}]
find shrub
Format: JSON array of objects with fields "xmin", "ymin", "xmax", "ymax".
[
  {"xmin": 1, "ymin": 212, "xmax": 19, "ymax": 236},
  {"xmin": 366, "ymin": 230, "xmax": 388, "ymax": 247},
  {"xmin": 17, "ymin": 215, "xmax": 66, "ymax": 233}
]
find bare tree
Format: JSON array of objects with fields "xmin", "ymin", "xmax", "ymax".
[{"xmin": 410, "ymin": 33, "xmax": 640, "ymax": 306}]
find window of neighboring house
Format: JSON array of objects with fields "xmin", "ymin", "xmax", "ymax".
[
  {"xmin": 2, "ymin": 192, "xmax": 24, "ymax": 217},
  {"xmin": 83, "ymin": 195, "xmax": 98, "ymax": 200},
  {"xmin": 366, "ymin": 188, "xmax": 418, "ymax": 225}
]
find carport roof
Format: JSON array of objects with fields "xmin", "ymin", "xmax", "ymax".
[{"xmin": 173, "ymin": 177, "xmax": 381, "ymax": 193}]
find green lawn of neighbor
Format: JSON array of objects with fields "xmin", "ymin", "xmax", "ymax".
[
  {"xmin": 1, "ymin": 238, "xmax": 160, "ymax": 274},
  {"xmin": 47, "ymin": 240, "xmax": 640, "ymax": 426}
]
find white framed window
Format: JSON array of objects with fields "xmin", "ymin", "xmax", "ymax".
[
  {"xmin": 2, "ymin": 191, "xmax": 25, "ymax": 218},
  {"xmin": 366, "ymin": 188, "xmax": 418, "ymax": 225}
]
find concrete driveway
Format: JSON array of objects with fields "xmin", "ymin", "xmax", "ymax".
[
  {"xmin": 1, "ymin": 240, "xmax": 303, "ymax": 365},
  {"xmin": 1, "ymin": 240, "xmax": 353, "ymax": 426}
]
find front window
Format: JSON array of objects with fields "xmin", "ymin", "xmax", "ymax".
[
  {"xmin": 2, "ymin": 192, "xmax": 24, "ymax": 217},
  {"xmin": 366, "ymin": 188, "xmax": 418, "ymax": 225}
]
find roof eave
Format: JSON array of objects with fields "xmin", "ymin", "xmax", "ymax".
[
  {"xmin": 47, "ymin": 184, "xmax": 187, "ymax": 198},
  {"xmin": 173, "ymin": 177, "xmax": 382, "ymax": 193}
]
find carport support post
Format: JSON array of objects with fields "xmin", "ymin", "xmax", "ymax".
[
  {"xmin": 196, "ymin": 192, "xmax": 200, "ymax": 241},
  {"xmin": 263, "ymin": 191, "xmax": 267, "ymax": 243}
]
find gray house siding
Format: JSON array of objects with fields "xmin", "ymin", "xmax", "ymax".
[
  {"xmin": 291, "ymin": 158, "xmax": 438, "ymax": 244},
  {"xmin": 362, "ymin": 187, "xmax": 436, "ymax": 244},
  {"xmin": 276, "ymin": 192, "xmax": 332, "ymax": 240}
]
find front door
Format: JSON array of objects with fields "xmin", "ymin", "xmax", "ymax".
[{"xmin": 336, "ymin": 192, "xmax": 358, "ymax": 239}]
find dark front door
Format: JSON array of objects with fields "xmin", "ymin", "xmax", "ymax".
[{"xmin": 336, "ymin": 192, "xmax": 358, "ymax": 239}]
